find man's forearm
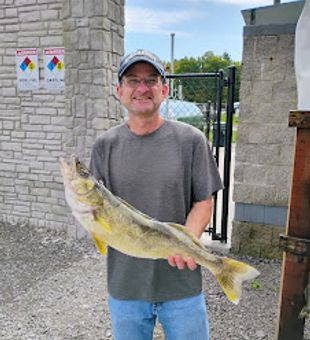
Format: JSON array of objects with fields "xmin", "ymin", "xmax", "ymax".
[{"xmin": 185, "ymin": 197, "xmax": 212, "ymax": 238}]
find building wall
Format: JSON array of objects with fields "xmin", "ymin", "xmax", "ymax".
[
  {"xmin": 231, "ymin": 1, "xmax": 304, "ymax": 258},
  {"xmin": 0, "ymin": 0, "xmax": 124, "ymax": 237}
]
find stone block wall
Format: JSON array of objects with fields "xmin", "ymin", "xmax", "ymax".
[
  {"xmin": 63, "ymin": 0, "xmax": 124, "ymax": 160},
  {"xmin": 234, "ymin": 33, "xmax": 296, "ymax": 207},
  {"xmin": 0, "ymin": 0, "xmax": 124, "ymax": 237},
  {"xmin": 231, "ymin": 2, "xmax": 304, "ymax": 259}
]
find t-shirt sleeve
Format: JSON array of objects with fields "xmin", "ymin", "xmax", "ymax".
[
  {"xmin": 191, "ymin": 133, "xmax": 223, "ymax": 202},
  {"xmin": 89, "ymin": 139, "xmax": 106, "ymax": 184}
]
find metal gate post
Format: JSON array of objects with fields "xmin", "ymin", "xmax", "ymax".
[
  {"xmin": 211, "ymin": 70, "xmax": 224, "ymax": 240},
  {"xmin": 221, "ymin": 66, "xmax": 235, "ymax": 243},
  {"xmin": 275, "ymin": 110, "xmax": 310, "ymax": 339},
  {"xmin": 205, "ymin": 100, "xmax": 211, "ymax": 139}
]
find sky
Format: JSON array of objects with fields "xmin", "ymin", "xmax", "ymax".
[{"xmin": 124, "ymin": 0, "xmax": 298, "ymax": 63}]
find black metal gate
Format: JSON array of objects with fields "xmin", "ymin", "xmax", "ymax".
[{"xmin": 164, "ymin": 67, "xmax": 236, "ymax": 243}]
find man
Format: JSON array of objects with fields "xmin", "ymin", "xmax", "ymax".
[{"xmin": 90, "ymin": 49, "xmax": 222, "ymax": 340}]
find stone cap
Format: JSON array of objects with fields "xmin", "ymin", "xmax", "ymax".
[{"xmin": 242, "ymin": 1, "xmax": 304, "ymax": 26}]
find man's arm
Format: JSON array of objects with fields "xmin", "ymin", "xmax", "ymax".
[
  {"xmin": 167, "ymin": 197, "xmax": 213, "ymax": 271},
  {"xmin": 185, "ymin": 197, "xmax": 213, "ymax": 238}
]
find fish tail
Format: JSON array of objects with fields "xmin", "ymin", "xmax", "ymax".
[{"xmin": 212, "ymin": 257, "xmax": 260, "ymax": 304}]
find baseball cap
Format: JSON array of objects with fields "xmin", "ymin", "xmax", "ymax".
[{"xmin": 118, "ymin": 49, "xmax": 165, "ymax": 81}]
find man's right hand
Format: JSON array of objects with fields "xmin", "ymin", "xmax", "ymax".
[{"xmin": 167, "ymin": 255, "xmax": 197, "ymax": 271}]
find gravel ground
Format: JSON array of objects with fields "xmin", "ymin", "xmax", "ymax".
[{"xmin": 1, "ymin": 222, "xmax": 309, "ymax": 340}]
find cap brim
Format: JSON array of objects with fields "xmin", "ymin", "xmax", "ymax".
[{"xmin": 118, "ymin": 57, "xmax": 165, "ymax": 80}]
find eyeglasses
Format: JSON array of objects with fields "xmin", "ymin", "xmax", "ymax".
[{"xmin": 122, "ymin": 76, "xmax": 162, "ymax": 89}]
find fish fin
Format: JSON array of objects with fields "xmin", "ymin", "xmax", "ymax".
[
  {"xmin": 213, "ymin": 257, "xmax": 260, "ymax": 305},
  {"xmin": 92, "ymin": 233, "xmax": 107, "ymax": 255},
  {"xmin": 167, "ymin": 222, "xmax": 186, "ymax": 232},
  {"xmin": 167, "ymin": 222, "xmax": 204, "ymax": 248},
  {"xmin": 93, "ymin": 212, "xmax": 112, "ymax": 233},
  {"xmin": 116, "ymin": 196, "xmax": 153, "ymax": 220}
]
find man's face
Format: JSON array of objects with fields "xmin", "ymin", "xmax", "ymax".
[{"xmin": 116, "ymin": 62, "xmax": 168, "ymax": 117}]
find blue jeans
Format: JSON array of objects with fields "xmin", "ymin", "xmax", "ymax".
[{"xmin": 108, "ymin": 293, "xmax": 209, "ymax": 340}]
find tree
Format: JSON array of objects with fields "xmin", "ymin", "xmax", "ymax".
[{"xmin": 167, "ymin": 51, "xmax": 240, "ymax": 104}]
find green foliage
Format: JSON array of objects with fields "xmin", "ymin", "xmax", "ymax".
[
  {"xmin": 232, "ymin": 129, "xmax": 237, "ymax": 144},
  {"xmin": 250, "ymin": 278, "xmax": 262, "ymax": 290},
  {"xmin": 165, "ymin": 51, "xmax": 240, "ymax": 143},
  {"xmin": 177, "ymin": 115, "xmax": 205, "ymax": 131},
  {"xmin": 221, "ymin": 112, "xmax": 239, "ymax": 126},
  {"xmin": 168, "ymin": 51, "xmax": 240, "ymax": 104},
  {"xmin": 177, "ymin": 115, "xmax": 238, "ymax": 144}
]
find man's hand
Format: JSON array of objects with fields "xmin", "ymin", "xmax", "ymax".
[
  {"xmin": 167, "ymin": 198, "xmax": 212, "ymax": 272},
  {"xmin": 167, "ymin": 255, "xmax": 197, "ymax": 271}
]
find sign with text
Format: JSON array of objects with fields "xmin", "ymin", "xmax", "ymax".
[
  {"xmin": 44, "ymin": 47, "xmax": 65, "ymax": 90},
  {"xmin": 16, "ymin": 48, "xmax": 39, "ymax": 91}
]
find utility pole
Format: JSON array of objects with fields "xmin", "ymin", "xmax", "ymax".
[
  {"xmin": 275, "ymin": 110, "xmax": 310, "ymax": 339},
  {"xmin": 170, "ymin": 33, "xmax": 175, "ymax": 98},
  {"xmin": 170, "ymin": 32, "xmax": 175, "ymax": 74}
]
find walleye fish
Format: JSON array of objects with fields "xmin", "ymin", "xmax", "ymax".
[{"xmin": 59, "ymin": 155, "xmax": 259, "ymax": 304}]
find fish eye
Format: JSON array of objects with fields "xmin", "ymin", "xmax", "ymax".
[
  {"xmin": 79, "ymin": 168, "xmax": 89, "ymax": 178},
  {"xmin": 75, "ymin": 160, "xmax": 89, "ymax": 178}
]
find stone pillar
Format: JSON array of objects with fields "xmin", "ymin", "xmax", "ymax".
[
  {"xmin": 231, "ymin": 1, "xmax": 304, "ymax": 258},
  {"xmin": 0, "ymin": 0, "xmax": 124, "ymax": 238},
  {"xmin": 62, "ymin": 0, "xmax": 124, "ymax": 160}
]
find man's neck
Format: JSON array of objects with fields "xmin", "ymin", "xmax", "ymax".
[{"xmin": 127, "ymin": 114, "xmax": 164, "ymax": 136}]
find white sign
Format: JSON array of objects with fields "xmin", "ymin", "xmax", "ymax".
[
  {"xmin": 16, "ymin": 48, "xmax": 39, "ymax": 91},
  {"xmin": 44, "ymin": 47, "xmax": 65, "ymax": 90}
]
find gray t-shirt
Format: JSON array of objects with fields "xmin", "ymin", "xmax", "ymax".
[{"xmin": 90, "ymin": 120, "xmax": 222, "ymax": 303}]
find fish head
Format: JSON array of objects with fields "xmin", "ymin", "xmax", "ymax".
[{"xmin": 59, "ymin": 156, "xmax": 103, "ymax": 212}]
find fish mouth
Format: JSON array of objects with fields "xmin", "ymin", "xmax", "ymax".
[
  {"xmin": 59, "ymin": 156, "xmax": 96, "ymax": 200},
  {"xmin": 73, "ymin": 156, "xmax": 90, "ymax": 179},
  {"xmin": 59, "ymin": 155, "xmax": 90, "ymax": 179}
]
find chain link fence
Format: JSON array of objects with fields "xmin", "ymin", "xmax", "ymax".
[{"xmin": 161, "ymin": 75, "xmax": 226, "ymax": 146}]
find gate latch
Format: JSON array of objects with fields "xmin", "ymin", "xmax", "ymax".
[{"xmin": 279, "ymin": 234, "xmax": 310, "ymax": 257}]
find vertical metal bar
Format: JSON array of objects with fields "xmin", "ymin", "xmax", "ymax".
[
  {"xmin": 215, "ymin": 70, "xmax": 224, "ymax": 160},
  {"xmin": 211, "ymin": 70, "xmax": 224, "ymax": 240},
  {"xmin": 221, "ymin": 66, "xmax": 235, "ymax": 243},
  {"xmin": 206, "ymin": 100, "xmax": 211, "ymax": 139},
  {"xmin": 211, "ymin": 84, "xmax": 218, "ymax": 238}
]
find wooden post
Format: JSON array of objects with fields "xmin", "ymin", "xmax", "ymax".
[{"xmin": 276, "ymin": 111, "xmax": 310, "ymax": 339}]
